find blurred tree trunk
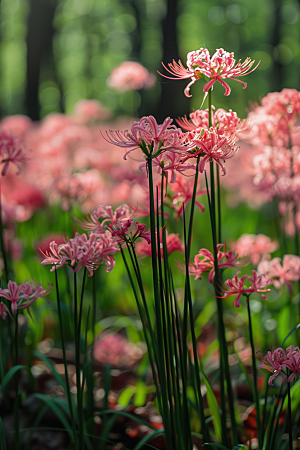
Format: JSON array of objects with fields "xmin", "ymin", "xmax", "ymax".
[
  {"xmin": 25, "ymin": 0, "xmax": 58, "ymax": 120},
  {"xmin": 156, "ymin": 0, "xmax": 190, "ymax": 122},
  {"xmin": 270, "ymin": 0, "xmax": 283, "ymax": 92}
]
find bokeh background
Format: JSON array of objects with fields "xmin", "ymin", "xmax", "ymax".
[{"xmin": 1, "ymin": 0, "xmax": 300, "ymax": 123}]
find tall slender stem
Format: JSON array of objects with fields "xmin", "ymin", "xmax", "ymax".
[
  {"xmin": 74, "ymin": 272, "xmax": 84, "ymax": 449},
  {"xmin": 0, "ymin": 177, "xmax": 9, "ymax": 282},
  {"xmin": 207, "ymin": 89, "xmax": 238, "ymax": 446},
  {"xmin": 55, "ymin": 269, "xmax": 78, "ymax": 449},
  {"xmin": 288, "ymin": 382, "xmax": 293, "ymax": 450},
  {"xmin": 147, "ymin": 157, "xmax": 173, "ymax": 448},
  {"xmin": 247, "ymin": 296, "xmax": 262, "ymax": 448},
  {"xmin": 14, "ymin": 311, "xmax": 19, "ymax": 450}
]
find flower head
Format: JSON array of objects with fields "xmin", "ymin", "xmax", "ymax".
[
  {"xmin": 41, "ymin": 232, "xmax": 120, "ymax": 275},
  {"xmin": 187, "ymin": 243, "xmax": 241, "ymax": 283},
  {"xmin": 107, "ymin": 61, "xmax": 156, "ymax": 92},
  {"xmin": 182, "ymin": 128, "xmax": 239, "ymax": 176},
  {"xmin": 259, "ymin": 346, "xmax": 300, "ymax": 385},
  {"xmin": 0, "ymin": 280, "xmax": 52, "ymax": 316},
  {"xmin": 223, "ymin": 270, "xmax": 272, "ymax": 307},
  {"xmin": 159, "ymin": 48, "xmax": 260, "ymax": 97},
  {"xmin": 232, "ymin": 234, "xmax": 278, "ymax": 265},
  {"xmin": 257, "ymin": 254, "xmax": 300, "ymax": 291},
  {"xmin": 135, "ymin": 228, "xmax": 183, "ymax": 259},
  {"xmin": 101, "ymin": 116, "xmax": 193, "ymax": 160},
  {"xmin": 0, "ymin": 132, "xmax": 30, "ymax": 176}
]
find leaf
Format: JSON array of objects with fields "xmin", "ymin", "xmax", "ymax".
[
  {"xmin": 203, "ymin": 443, "xmax": 229, "ymax": 450},
  {"xmin": 33, "ymin": 350, "xmax": 67, "ymax": 393},
  {"xmin": 232, "ymin": 445, "xmax": 248, "ymax": 450},
  {"xmin": 0, "ymin": 417, "xmax": 7, "ymax": 450},
  {"xmin": 133, "ymin": 430, "xmax": 165, "ymax": 450},
  {"xmin": 233, "ymin": 341, "xmax": 254, "ymax": 398},
  {"xmin": 117, "ymin": 386, "xmax": 136, "ymax": 407},
  {"xmin": 201, "ymin": 371, "xmax": 222, "ymax": 443},
  {"xmin": 280, "ymin": 321, "xmax": 300, "ymax": 347},
  {"xmin": 32, "ymin": 394, "xmax": 74, "ymax": 442},
  {"xmin": 283, "ymin": 378, "xmax": 300, "ymax": 413},
  {"xmin": 1, "ymin": 365, "xmax": 34, "ymax": 394}
]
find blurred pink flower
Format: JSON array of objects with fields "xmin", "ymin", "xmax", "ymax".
[
  {"xmin": 0, "ymin": 115, "xmax": 32, "ymax": 137},
  {"xmin": 257, "ymin": 254, "xmax": 300, "ymax": 291},
  {"xmin": 223, "ymin": 270, "xmax": 271, "ymax": 307},
  {"xmin": 231, "ymin": 234, "xmax": 278, "ymax": 265},
  {"xmin": 168, "ymin": 173, "xmax": 206, "ymax": 217},
  {"xmin": 159, "ymin": 48, "xmax": 259, "ymax": 97},
  {"xmin": 0, "ymin": 132, "xmax": 30, "ymax": 176},
  {"xmin": 107, "ymin": 61, "xmax": 155, "ymax": 91},
  {"xmin": 72, "ymin": 99, "xmax": 111, "ymax": 123},
  {"xmin": 94, "ymin": 332, "xmax": 143, "ymax": 368},
  {"xmin": 135, "ymin": 229, "xmax": 183, "ymax": 258},
  {"xmin": 0, "ymin": 302, "xmax": 8, "ymax": 319}
]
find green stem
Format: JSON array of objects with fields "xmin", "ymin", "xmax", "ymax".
[
  {"xmin": 216, "ymin": 166, "xmax": 222, "ymax": 244},
  {"xmin": 74, "ymin": 272, "xmax": 84, "ymax": 450},
  {"xmin": 55, "ymin": 269, "xmax": 78, "ymax": 449},
  {"xmin": 207, "ymin": 89, "xmax": 238, "ymax": 447},
  {"xmin": 246, "ymin": 296, "xmax": 262, "ymax": 448},
  {"xmin": 183, "ymin": 206, "xmax": 209, "ymax": 444},
  {"xmin": 14, "ymin": 310, "xmax": 19, "ymax": 450},
  {"xmin": 0, "ymin": 177, "xmax": 10, "ymax": 282},
  {"xmin": 288, "ymin": 382, "xmax": 293, "ymax": 450},
  {"xmin": 147, "ymin": 157, "xmax": 173, "ymax": 449}
]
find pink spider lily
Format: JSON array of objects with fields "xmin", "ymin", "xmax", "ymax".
[
  {"xmin": 108, "ymin": 220, "xmax": 151, "ymax": 245},
  {"xmin": 76, "ymin": 204, "xmax": 131, "ymax": 234},
  {"xmin": 159, "ymin": 47, "xmax": 260, "ymax": 97},
  {"xmin": 0, "ymin": 280, "xmax": 52, "ymax": 316},
  {"xmin": 0, "ymin": 132, "xmax": 30, "ymax": 176},
  {"xmin": 139, "ymin": 149, "xmax": 196, "ymax": 183},
  {"xmin": 0, "ymin": 302, "xmax": 8, "ymax": 319},
  {"xmin": 232, "ymin": 234, "xmax": 278, "ymax": 265},
  {"xmin": 187, "ymin": 129, "xmax": 239, "ymax": 176},
  {"xmin": 135, "ymin": 229, "xmax": 183, "ymax": 259},
  {"xmin": 258, "ymin": 346, "xmax": 300, "ymax": 386},
  {"xmin": 168, "ymin": 173, "xmax": 206, "ymax": 217},
  {"xmin": 101, "ymin": 116, "xmax": 194, "ymax": 160},
  {"xmin": 257, "ymin": 254, "xmax": 300, "ymax": 291},
  {"xmin": 187, "ymin": 244, "xmax": 241, "ymax": 283},
  {"xmin": 176, "ymin": 107, "xmax": 243, "ymax": 137},
  {"xmin": 41, "ymin": 232, "xmax": 120, "ymax": 275},
  {"xmin": 222, "ymin": 270, "xmax": 272, "ymax": 307}
]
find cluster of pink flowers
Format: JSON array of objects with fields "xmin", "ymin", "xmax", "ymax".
[
  {"xmin": 0, "ymin": 280, "xmax": 52, "ymax": 319},
  {"xmin": 107, "ymin": 61, "xmax": 156, "ymax": 92},
  {"xmin": 159, "ymin": 47, "xmax": 259, "ymax": 97},
  {"xmin": 41, "ymin": 231, "xmax": 121, "ymax": 275},
  {"xmin": 187, "ymin": 243, "xmax": 241, "ymax": 283},
  {"xmin": 222, "ymin": 270, "xmax": 272, "ymax": 307},
  {"xmin": 259, "ymin": 345, "xmax": 300, "ymax": 386},
  {"xmin": 41, "ymin": 204, "xmax": 153, "ymax": 275},
  {"xmin": 135, "ymin": 228, "xmax": 183, "ymax": 259},
  {"xmin": 0, "ymin": 132, "xmax": 30, "ymax": 176},
  {"xmin": 257, "ymin": 254, "xmax": 300, "ymax": 291},
  {"xmin": 222, "ymin": 89, "xmax": 300, "ymax": 236},
  {"xmin": 231, "ymin": 234, "xmax": 278, "ymax": 265}
]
